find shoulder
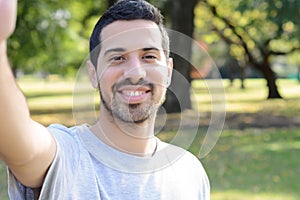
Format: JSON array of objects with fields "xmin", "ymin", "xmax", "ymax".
[
  {"xmin": 47, "ymin": 124, "xmax": 84, "ymax": 163},
  {"xmin": 158, "ymin": 140, "xmax": 205, "ymax": 172},
  {"xmin": 47, "ymin": 124, "xmax": 81, "ymax": 145},
  {"xmin": 158, "ymin": 141, "xmax": 210, "ymax": 197},
  {"xmin": 48, "ymin": 123, "xmax": 78, "ymax": 136}
]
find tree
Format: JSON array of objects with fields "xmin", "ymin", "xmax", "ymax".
[
  {"xmin": 7, "ymin": 0, "xmax": 106, "ymax": 76},
  {"xmin": 163, "ymin": 0, "xmax": 199, "ymax": 113},
  {"xmin": 196, "ymin": 0, "xmax": 300, "ymax": 98},
  {"xmin": 9, "ymin": 1, "xmax": 70, "ymax": 74}
]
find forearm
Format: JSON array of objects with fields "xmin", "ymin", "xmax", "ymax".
[
  {"xmin": 0, "ymin": 1, "xmax": 56, "ymax": 188},
  {"xmin": 0, "ymin": 41, "xmax": 33, "ymax": 163},
  {"xmin": 0, "ymin": 42, "xmax": 57, "ymax": 188}
]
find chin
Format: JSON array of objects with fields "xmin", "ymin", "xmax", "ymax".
[{"xmin": 114, "ymin": 103, "xmax": 158, "ymax": 124}]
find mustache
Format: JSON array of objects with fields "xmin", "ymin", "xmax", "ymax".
[{"xmin": 113, "ymin": 78, "xmax": 154, "ymax": 92}]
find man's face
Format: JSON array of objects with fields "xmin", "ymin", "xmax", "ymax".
[{"xmin": 96, "ymin": 19, "xmax": 172, "ymax": 124}]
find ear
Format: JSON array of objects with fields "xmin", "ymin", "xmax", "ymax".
[
  {"xmin": 87, "ymin": 60, "xmax": 99, "ymax": 89},
  {"xmin": 166, "ymin": 57, "xmax": 173, "ymax": 86}
]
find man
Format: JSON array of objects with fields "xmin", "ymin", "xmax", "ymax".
[{"xmin": 0, "ymin": 0, "xmax": 210, "ymax": 199}]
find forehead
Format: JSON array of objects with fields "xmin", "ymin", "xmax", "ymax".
[{"xmin": 100, "ymin": 20, "xmax": 163, "ymax": 55}]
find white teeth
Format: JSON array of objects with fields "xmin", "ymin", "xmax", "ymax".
[{"xmin": 124, "ymin": 91, "xmax": 144, "ymax": 97}]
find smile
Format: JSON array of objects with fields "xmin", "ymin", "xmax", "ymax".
[
  {"xmin": 117, "ymin": 86, "xmax": 152, "ymax": 104},
  {"xmin": 123, "ymin": 90, "xmax": 149, "ymax": 97}
]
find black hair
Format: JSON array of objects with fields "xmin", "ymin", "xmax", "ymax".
[{"xmin": 89, "ymin": 0, "xmax": 169, "ymax": 67}]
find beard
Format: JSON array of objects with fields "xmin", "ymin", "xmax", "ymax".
[
  {"xmin": 100, "ymin": 79, "xmax": 162, "ymax": 124},
  {"xmin": 111, "ymin": 100, "xmax": 157, "ymax": 123}
]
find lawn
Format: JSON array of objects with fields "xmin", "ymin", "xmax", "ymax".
[
  {"xmin": 202, "ymin": 128, "xmax": 300, "ymax": 200},
  {"xmin": 0, "ymin": 77, "xmax": 299, "ymax": 199}
]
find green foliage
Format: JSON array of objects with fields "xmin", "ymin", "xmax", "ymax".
[
  {"xmin": 195, "ymin": 0, "xmax": 300, "ymax": 64},
  {"xmin": 237, "ymin": 0, "xmax": 300, "ymax": 52},
  {"xmin": 7, "ymin": 0, "xmax": 106, "ymax": 75}
]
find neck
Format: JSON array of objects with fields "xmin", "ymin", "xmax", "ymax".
[{"xmin": 90, "ymin": 106, "xmax": 157, "ymax": 156}]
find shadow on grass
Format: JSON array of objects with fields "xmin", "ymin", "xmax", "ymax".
[
  {"xmin": 24, "ymin": 90, "xmax": 92, "ymax": 99},
  {"xmin": 24, "ymin": 91, "xmax": 73, "ymax": 99},
  {"xmin": 30, "ymin": 107, "xmax": 73, "ymax": 115}
]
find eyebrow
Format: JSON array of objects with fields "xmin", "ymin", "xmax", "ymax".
[
  {"xmin": 104, "ymin": 48, "xmax": 126, "ymax": 56},
  {"xmin": 104, "ymin": 47, "xmax": 160, "ymax": 56},
  {"xmin": 142, "ymin": 47, "xmax": 160, "ymax": 52}
]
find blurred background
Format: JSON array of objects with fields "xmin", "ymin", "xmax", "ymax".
[{"xmin": 1, "ymin": 0, "xmax": 299, "ymax": 199}]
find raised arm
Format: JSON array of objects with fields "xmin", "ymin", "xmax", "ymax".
[{"xmin": 0, "ymin": 0, "xmax": 56, "ymax": 188}]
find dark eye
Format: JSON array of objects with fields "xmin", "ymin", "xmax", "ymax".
[
  {"xmin": 144, "ymin": 55, "xmax": 156, "ymax": 59},
  {"xmin": 112, "ymin": 56, "xmax": 124, "ymax": 61},
  {"xmin": 108, "ymin": 55, "xmax": 125, "ymax": 66},
  {"xmin": 142, "ymin": 54, "xmax": 158, "ymax": 61}
]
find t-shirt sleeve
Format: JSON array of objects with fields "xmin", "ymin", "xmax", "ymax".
[
  {"xmin": 7, "ymin": 124, "xmax": 81, "ymax": 200},
  {"xmin": 186, "ymin": 152, "xmax": 210, "ymax": 199},
  {"xmin": 7, "ymin": 170, "xmax": 35, "ymax": 200},
  {"xmin": 178, "ymin": 151, "xmax": 210, "ymax": 200},
  {"xmin": 198, "ymin": 160, "xmax": 210, "ymax": 200}
]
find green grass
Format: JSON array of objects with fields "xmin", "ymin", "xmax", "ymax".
[
  {"xmin": 202, "ymin": 128, "xmax": 300, "ymax": 200},
  {"xmin": 0, "ymin": 161, "xmax": 7, "ymax": 200},
  {"xmin": 157, "ymin": 128, "xmax": 300, "ymax": 200},
  {"xmin": 0, "ymin": 77, "xmax": 299, "ymax": 199}
]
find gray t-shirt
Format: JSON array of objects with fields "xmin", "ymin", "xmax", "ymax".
[{"xmin": 8, "ymin": 124, "xmax": 210, "ymax": 200}]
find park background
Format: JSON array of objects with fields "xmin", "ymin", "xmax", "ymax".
[{"xmin": 1, "ymin": 0, "xmax": 300, "ymax": 199}]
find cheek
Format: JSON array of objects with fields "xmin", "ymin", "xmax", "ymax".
[
  {"xmin": 147, "ymin": 68, "xmax": 169, "ymax": 102},
  {"xmin": 148, "ymin": 67, "xmax": 169, "ymax": 87},
  {"xmin": 98, "ymin": 68, "xmax": 123, "ymax": 93},
  {"xmin": 99, "ymin": 74, "xmax": 114, "ymax": 107}
]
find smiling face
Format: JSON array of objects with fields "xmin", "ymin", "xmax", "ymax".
[{"xmin": 89, "ymin": 20, "xmax": 172, "ymax": 124}]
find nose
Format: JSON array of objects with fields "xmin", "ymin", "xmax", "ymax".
[{"xmin": 123, "ymin": 56, "xmax": 146, "ymax": 84}]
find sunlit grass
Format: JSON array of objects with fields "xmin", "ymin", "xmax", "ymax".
[
  {"xmin": 211, "ymin": 191, "xmax": 297, "ymax": 200},
  {"xmin": 193, "ymin": 78, "xmax": 300, "ymax": 114},
  {"xmin": 18, "ymin": 77, "xmax": 74, "ymax": 109}
]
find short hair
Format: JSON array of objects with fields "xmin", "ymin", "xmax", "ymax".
[{"xmin": 89, "ymin": 0, "xmax": 170, "ymax": 67}]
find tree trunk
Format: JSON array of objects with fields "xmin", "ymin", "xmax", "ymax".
[
  {"xmin": 260, "ymin": 56, "xmax": 282, "ymax": 99},
  {"xmin": 163, "ymin": 0, "xmax": 198, "ymax": 113},
  {"xmin": 239, "ymin": 56, "xmax": 247, "ymax": 89}
]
